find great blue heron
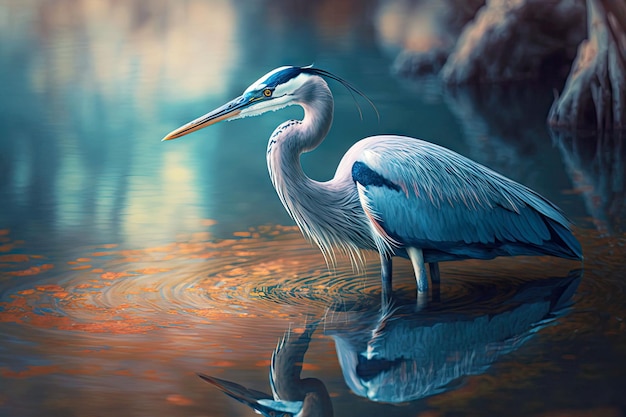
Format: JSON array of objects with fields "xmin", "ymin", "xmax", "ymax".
[
  {"xmin": 198, "ymin": 324, "xmax": 332, "ymax": 417},
  {"xmin": 163, "ymin": 65, "xmax": 583, "ymax": 297}
]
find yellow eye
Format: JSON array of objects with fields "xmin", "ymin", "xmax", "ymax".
[{"xmin": 263, "ymin": 88, "xmax": 272, "ymax": 97}]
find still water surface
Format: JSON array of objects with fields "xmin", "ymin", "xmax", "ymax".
[{"xmin": 0, "ymin": 1, "xmax": 625, "ymax": 416}]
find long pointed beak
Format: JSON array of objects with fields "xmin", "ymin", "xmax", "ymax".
[
  {"xmin": 198, "ymin": 373, "xmax": 303, "ymax": 417},
  {"xmin": 197, "ymin": 373, "xmax": 270, "ymax": 404},
  {"xmin": 162, "ymin": 95, "xmax": 248, "ymax": 141}
]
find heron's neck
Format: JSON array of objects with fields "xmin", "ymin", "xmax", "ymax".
[
  {"xmin": 266, "ymin": 77, "xmax": 333, "ymax": 202},
  {"xmin": 266, "ymin": 80, "xmax": 370, "ymax": 266},
  {"xmin": 269, "ymin": 76, "xmax": 334, "ymax": 156}
]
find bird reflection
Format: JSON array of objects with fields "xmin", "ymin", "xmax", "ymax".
[
  {"xmin": 199, "ymin": 322, "xmax": 333, "ymax": 417},
  {"xmin": 199, "ymin": 270, "xmax": 580, "ymax": 411},
  {"xmin": 325, "ymin": 270, "xmax": 581, "ymax": 403}
]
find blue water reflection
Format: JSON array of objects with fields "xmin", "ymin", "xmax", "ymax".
[
  {"xmin": 1, "ymin": 0, "xmax": 246, "ymax": 248},
  {"xmin": 200, "ymin": 270, "xmax": 580, "ymax": 415},
  {"xmin": 328, "ymin": 271, "xmax": 581, "ymax": 403}
]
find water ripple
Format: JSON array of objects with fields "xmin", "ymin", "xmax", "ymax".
[{"xmin": 0, "ymin": 225, "xmax": 621, "ymax": 337}]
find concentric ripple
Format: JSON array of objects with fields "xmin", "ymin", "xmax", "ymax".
[
  {"xmin": 0, "ymin": 224, "xmax": 383, "ymax": 333},
  {"xmin": 0, "ymin": 224, "xmax": 621, "ymax": 337}
]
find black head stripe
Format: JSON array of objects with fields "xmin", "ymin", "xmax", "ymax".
[{"xmin": 262, "ymin": 66, "xmax": 304, "ymax": 88}]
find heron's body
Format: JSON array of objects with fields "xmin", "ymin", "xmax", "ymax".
[{"xmin": 163, "ymin": 65, "xmax": 582, "ymax": 297}]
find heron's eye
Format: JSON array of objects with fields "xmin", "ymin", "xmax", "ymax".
[{"xmin": 263, "ymin": 88, "xmax": 273, "ymax": 97}]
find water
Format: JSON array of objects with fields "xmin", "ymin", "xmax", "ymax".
[{"xmin": 1, "ymin": 1, "xmax": 625, "ymax": 416}]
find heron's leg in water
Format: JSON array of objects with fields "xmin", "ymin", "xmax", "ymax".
[
  {"xmin": 380, "ymin": 252, "xmax": 393, "ymax": 299},
  {"xmin": 407, "ymin": 247, "xmax": 428, "ymax": 292},
  {"xmin": 429, "ymin": 262, "xmax": 441, "ymax": 302},
  {"xmin": 429, "ymin": 262, "xmax": 440, "ymax": 284}
]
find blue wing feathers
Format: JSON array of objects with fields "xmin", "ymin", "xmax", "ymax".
[
  {"xmin": 546, "ymin": 218, "xmax": 583, "ymax": 259},
  {"xmin": 349, "ymin": 136, "xmax": 582, "ymax": 262}
]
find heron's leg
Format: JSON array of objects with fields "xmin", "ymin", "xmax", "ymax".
[
  {"xmin": 380, "ymin": 252, "xmax": 393, "ymax": 300},
  {"xmin": 429, "ymin": 262, "xmax": 440, "ymax": 284},
  {"xmin": 429, "ymin": 262, "xmax": 441, "ymax": 303},
  {"xmin": 407, "ymin": 247, "xmax": 428, "ymax": 293}
]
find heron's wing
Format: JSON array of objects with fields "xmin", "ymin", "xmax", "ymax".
[
  {"xmin": 270, "ymin": 322, "xmax": 317, "ymax": 401},
  {"xmin": 350, "ymin": 136, "xmax": 581, "ymax": 259}
]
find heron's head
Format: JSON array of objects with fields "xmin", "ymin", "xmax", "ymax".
[
  {"xmin": 162, "ymin": 65, "xmax": 373, "ymax": 141},
  {"xmin": 162, "ymin": 66, "xmax": 316, "ymax": 141}
]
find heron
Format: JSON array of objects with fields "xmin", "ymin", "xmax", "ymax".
[
  {"xmin": 162, "ymin": 65, "xmax": 583, "ymax": 297},
  {"xmin": 198, "ymin": 324, "xmax": 332, "ymax": 417},
  {"xmin": 328, "ymin": 270, "xmax": 581, "ymax": 402}
]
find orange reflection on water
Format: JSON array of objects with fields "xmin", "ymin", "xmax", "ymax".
[
  {"xmin": 0, "ymin": 222, "xmax": 623, "ymax": 417},
  {"xmin": 0, "ymin": 222, "xmax": 347, "ymax": 337},
  {"xmin": 6, "ymin": 264, "xmax": 55, "ymax": 276},
  {"xmin": 1, "ymin": 222, "xmax": 594, "ymax": 337}
]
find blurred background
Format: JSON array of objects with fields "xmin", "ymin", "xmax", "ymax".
[{"xmin": 1, "ymin": 0, "xmax": 601, "ymax": 249}]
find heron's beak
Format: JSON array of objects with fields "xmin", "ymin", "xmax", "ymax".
[
  {"xmin": 198, "ymin": 373, "xmax": 303, "ymax": 417},
  {"xmin": 162, "ymin": 95, "xmax": 248, "ymax": 141}
]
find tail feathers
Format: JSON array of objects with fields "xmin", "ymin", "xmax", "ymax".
[
  {"xmin": 546, "ymin": 219, "xmax": 583, "ymax": 261},
  {"xmin": 517, "ymin": 184, "xmax": 582, "ymax": 260}
]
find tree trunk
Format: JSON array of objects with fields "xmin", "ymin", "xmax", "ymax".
[
  {"xmin": 548, "ymin": 0, "xmax": 626, "ymax": 130},
  {"xmin": 440, "ymin": 0, "xmax": 585, "ymax": 84},
  {"xmin": 376, "ymin": 0, "xmax": 484, "ymax": 77}
]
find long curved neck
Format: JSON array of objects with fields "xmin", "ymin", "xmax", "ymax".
[
  {"xmin": 266, "ymin": 77, "xmax": 370, "ymax": 266},
  {"xmin": 268, "ymin": 76, "xmax": 333, "ymax": 157}
]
